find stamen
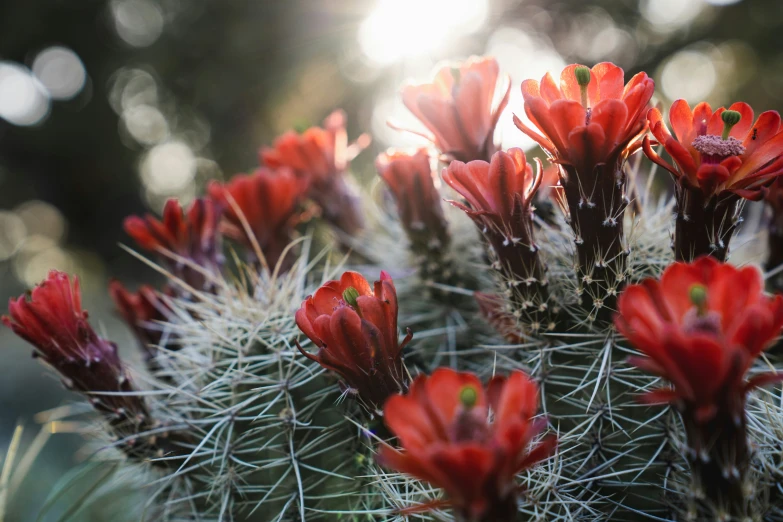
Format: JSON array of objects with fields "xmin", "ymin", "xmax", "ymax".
[{"xmin": 691, "ymin": 135, "xmax": 745, "ymax": 160}]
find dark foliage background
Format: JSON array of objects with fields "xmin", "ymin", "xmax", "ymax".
[{"xmin": 0, "ymin": 0, "xmax": 780, "ymax": 519}]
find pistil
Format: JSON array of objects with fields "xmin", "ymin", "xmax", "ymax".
[{"xmin": 574, "ymin": 66, "xmax": 591, "ymax": 109}]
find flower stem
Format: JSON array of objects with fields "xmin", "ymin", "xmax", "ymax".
[
  {"xmin": 674, "ymin": 188, "xmax": 740, "ymax": 262},
  {"xmin": 682, "ymin": 408, "xmax": 752, "ymax": 519},
  {"xmin": 559, "ymin": 161, "xmax": 628, "ymax": 324}
]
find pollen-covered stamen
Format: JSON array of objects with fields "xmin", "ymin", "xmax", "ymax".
[
  {"xmin": 690, "ymin": 110, "xmax": 747, "ymax": 164},
  {"xmin": 691, "ymin": 135, "xmax": 746, "ymax": 164},
  {"xmin": 574, "ymin": 66, "xmax": 591, "ymax": 110}
]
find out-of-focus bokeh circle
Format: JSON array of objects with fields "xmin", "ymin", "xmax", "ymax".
[
  {"xmin": 0, "ymin": 62, "xmax": 50, "ymax": 126},
  {"xmin": 32, "ymin": 47, "xmax": 87, "ymax": 101}
]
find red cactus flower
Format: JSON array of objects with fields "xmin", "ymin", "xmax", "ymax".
[
  {"xmin": 3, "ymin": 271, "xmax": 149, "ymax": 423},
  {"xmin": 514, "ymin": 63, "xmax": 654, "ymax": 317},
  {"xmin": 260, "ymin": 110, "xmax": 370, "ymax": 235},
  {"xmin": 109, "ymin": 281, "xmax": 176, "ymax": 362},
  {"xmin": 644, "ymin": 101, "xmax": 783, "ymax": 262},
  {"xmin": 515, "ymin": 62, "xmax": 654, "ymax": 174},
  {"xmin": 376, "ymin": 148, "xmax": 450, "ymax": 252},
  {"xmin": 399, "ymin": 56, "xmax": 510, "ymax": 163},
  {"xmin": 207, "ymin": 167, "xmax": 306, "ymax": 269},
  {"xmin": 644, "ymin": 101, "xmax": 783, "ymax": 200},
  {"xmin": 294, "ymin": 271, "xmax": 411, "ymax": 412},
  {"xmin": 615, "ymin": 257, "xmax": 783, "ymax": 421},
  {"xmin": 615, "ymin": 256, "xmax": 783, "ymax": 518},
  {"xmin": 124, "ymin": 198, "xmax": 223, "ymax": 293},
  {"xmin": 442, "ymin": 148, "xmax": 541, "ymax": 243},
  {"xmin": 443, "ymin": 149, "xmax": 548, "ymax": 319},
  {"xmin": 378, "ymin": 368, "xmax": 556, "ymax": 522}
]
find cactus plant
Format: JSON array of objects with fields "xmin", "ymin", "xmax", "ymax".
[{"xmin": 6, "ymin": 53, "xmax": 783, "ymax": 522}]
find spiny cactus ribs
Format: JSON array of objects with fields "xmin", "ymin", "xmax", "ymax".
[{"xmin": 6, "ymin": 55, "xmax": 783, "ymax": 522}]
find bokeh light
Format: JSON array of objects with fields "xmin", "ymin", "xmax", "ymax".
[
  {"xmin": 0, "ymin": 212, "xmax": 27, "ymax": 262},
  {"xmin": 14, "ymin": 201, "xmax": 67, "ymax": 244},
  {"xmin": 358, "ymin": 0, "xmax": 488, "ymax": 65},
  {"xmin": 371, "ymin": 91, "xmax": 431, "ymax": 149},
  {"xmin": 140, "ymin": 140, "xmax": 197, "ymax": 197},
  {"xmin": 486, "ymin": 27, "xmax": 566, "ymax": 151},
  {"xmin": 109, "ymin": 67, "xmax": 159, "ymax": 113},
  {"xmin": 660, "ymin": 49, "xmax": 717, "ymax": 102},
  {"xmin": 32, "ymin": 47, "xmax": 87, "ymax": 101},
  {"xmin": 640, "ymin": 0, "xmax": 704, "ymax": 32},
  {"xmin": 0, "ymin": 62, "xmax": 50, "ymax": 126},
  {"xmin": 122, "ymin": 104, "xmax": 169, "ymax": 145},
  {"xmin": 111, "ymin": 0, "xmax": 165, "ymax": 48}
]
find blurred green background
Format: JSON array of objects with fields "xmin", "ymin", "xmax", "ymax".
[{"xmin": 0, "ymin": 0, "xmax": 781, "ymax": 519}]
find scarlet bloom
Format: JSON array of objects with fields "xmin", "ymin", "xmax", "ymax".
[
  {"xmin": 207, "ymin": 167, "xmax": 306, "ymax": 269},
  {"xmin": 644, "ymin": 101, "xmax": 783, "ymax": 262},
  {"xmin": 124, "ymin": 198, "xmax": 223, "ymax": 293},
  {"xmin": 515, "ymin": 62, "xmax": 654, "ymax": 173},
  {"xmin": 443, "ymin": 148, "xmax": 541, "ymax": 246},
  {"xmin": 379, "ymin": 368, "xmax": 556, "ymax": 522},
  {"xmin": 294, "ymin": 271, "xmax": 411, "ymax": 412},
  {"xmin": 514, "ymin": 63, "xmax": 654, "ymax": 317},
  {"xmin": 615, "ymin": 257, "xmax": 783, "ymax": 518},
  {"xmin": 260, "ymin": 110, "xmax": 369, "ymax": 235},
  {"xmin": 400, "ymin": 56, "xmax": 510, "ymax": 163},
  {"xmin": 644, "ymin": 101, "xmax": 783, "ymax": 200},
  {"xmin": 3, "ymin": 271, "xmax": 149, "ymax": 425},
  {"xmin": 443, "ymin": 149, "xmax": 548, "ymax": 320},
  {"xmin": 376, "ymin": 148, "xmax": 450, "ymax": 252},
  {"xmin": 615, "ymin": 257, "xmax": 783, "ymax": 421},
  {"xmin": 109, "ymin": 281, "xmax": 176, "ymax": 363}
]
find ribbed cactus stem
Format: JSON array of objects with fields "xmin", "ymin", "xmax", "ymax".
[
  {"xmin": 407, "ymin": 211, "xmax": 476, "ymax": 303},
  {"xmin": 682, "ymin": 407, "xmax": 752, "ymax": 520},
  {"xmin": 674, "ymin": 188, "xmax": 741, "ymax": 262},
  {"xmin": 486, "ymin": 230, "xmax": 551, "ymax": 332},
  {"xmin": 559, "ymin": 161, "xmax": 629, "ymax": 322},
  {"xmin": 766, "ymin": 209, "xmax": 783, "ymax": 291}
]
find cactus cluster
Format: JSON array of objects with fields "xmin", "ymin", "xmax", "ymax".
[{"xmin": 6, "ymin": 54, "xmax": 783, "ymax": 522}]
